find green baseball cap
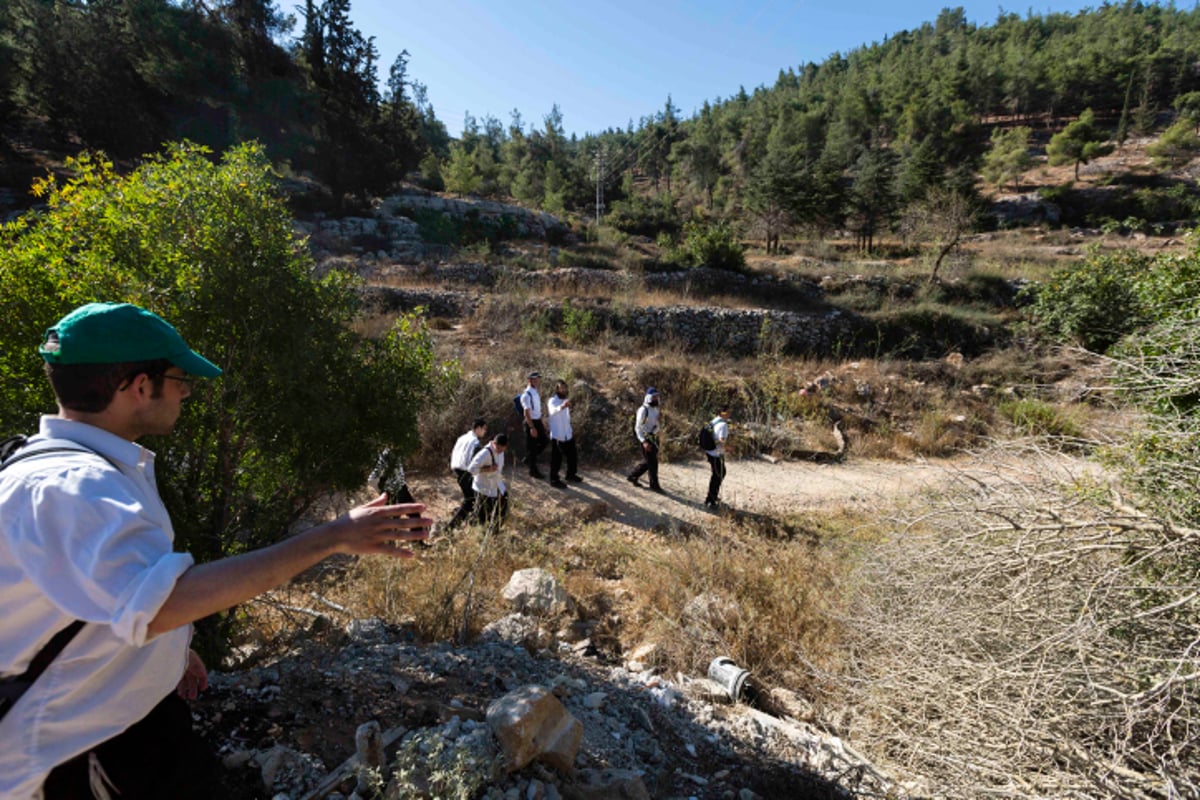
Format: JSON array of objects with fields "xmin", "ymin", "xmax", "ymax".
[{"xmin": 39, "ymin": 302, "xmax": 222, "ymax": 378}]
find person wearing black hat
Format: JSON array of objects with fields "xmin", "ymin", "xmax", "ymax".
[
  {"xmin": 519, "ymin": 371, "xmax": 547, "ymax": 479},
  {"xmin": 627, "ymin": 387, "xmax": 664, "ymax": 492},
  {"xmin": 0, "ymin": 302, "xmax": 431, "ymax": 800},
  {"xmin": 446, "ymin": 417, "xmax": 488, "ymax": 530}
]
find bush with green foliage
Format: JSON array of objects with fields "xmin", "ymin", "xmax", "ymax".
[
  {"xmin": 606, "ymin": 194, "xmax": 683, "ymax": 238},
  {"xmin": 561, "ymin": 299, "xmax": 599, "ymax": 343},
  {"xmin": 1023, "ymin": 250, "xmax": 1150, "ymax": 352},
  {"xmin": 0, "ymin": 142, "xmax": 444, "ymax": 652},
  {"xmin": 682, "ymin": 220, "xmax": 745, "ymax": 272}
]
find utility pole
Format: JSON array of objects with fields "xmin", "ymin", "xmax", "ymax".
[{"xmin": 593, "ymin": 145, "xmax": 606, "ymax": 228}]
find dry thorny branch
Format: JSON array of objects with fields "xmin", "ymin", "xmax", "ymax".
[{"xmin": 810, "ymin": 441, "xmax": 1199, "ymax": 799}]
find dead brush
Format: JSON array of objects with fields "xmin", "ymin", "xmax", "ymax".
[{"xmin": 815, "ymin": 441, "xmax": 1200, "ymax": 798}]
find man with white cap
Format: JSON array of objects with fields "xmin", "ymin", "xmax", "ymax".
[
  {"xmin": 0, "ymin": 302, "xmax": 430, "ymax": 800},
  {"xmin": 627, "ymin": 387, "xmax": 664, "ymax": 493}
]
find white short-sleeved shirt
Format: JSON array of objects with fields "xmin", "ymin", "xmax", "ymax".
[
  {"xmin": 449, "ymin": 430, "xmax": 483, "ymax": 471},
  {"xmin": 467, "ymin": 444, "xmax": 506, "ymax": 498},
  {"xmin": 546, "ymin": 395, "xmax": 573, "ymax": 441},
  {"xmin": 520, "ymin": 386, "xmax": 542, "ymax": 421},
  {"xmin": 0, "ymin": 417, "xmax": 193, "ymax": 800}
]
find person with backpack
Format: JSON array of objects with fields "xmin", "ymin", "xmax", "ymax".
[
  {"xmin": 546, "ymin": 381, "xmax": 583, "ymax": 489},
  {"xmin": 0, "ymin": 302, "xmax": 431, "ymax": 800},
  {"xmin": 703, "ymin": 405, "xmax": 732, "ymax": 510},
  {"xmin": 468, "ymin": 433, "xmax": 509, "ymax": 533},
  {"xmin": 627, "ymin": 387, "xmax": 664, "ymax": 493},
  {"xmin": 446, "ymin": 417, "xmax": 488, "ymax": 531},
  {"xmin": 518, "ymin": 372, "xmax": 547, "ymax": 479}
]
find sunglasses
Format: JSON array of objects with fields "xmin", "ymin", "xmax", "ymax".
[{"xmin": 162, "ymin": 374, "xmax": 197, "ymax": 389}]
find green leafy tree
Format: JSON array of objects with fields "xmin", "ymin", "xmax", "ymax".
[
  {"xmin": 982, "ymin": 126, "xmax": 1034, "ymax": 192},
  {"xmin": 1174, "ymin": 91, "xmax": 1200, "ymax": 133},
  {"xmin": 543, "ymin": 161, "xmax": 565, "ymax": 213},
  {"xmin": 0, "ymin": 143, "xmax": 442, "ymax": 630},
  {"xmin": 443, "ymin": 141, "xmax": 482, "ymax": 195},
  {"xmin": 416, "ymin": 152, "xmax": 444, "ymax": 191},
  {"xmin": 1047, "ymin": 108, "xmax": 1114, "ymax": 180},
  {"xmin": 1146, "ymin": 119, "xmax": 1200, "ymax": 170},
  {"xmin": 848, "ymin": 146, "xmax": 898, "ymax": 253}
]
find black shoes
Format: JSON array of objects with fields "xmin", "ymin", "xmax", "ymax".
[
  {"xmin": 566, "ymin": 475, "xmax": 583, "ymax": 483},
  {"xmin": 627, "ymin": 475, "xmax": 641, "ymax": 487},
  {"xmin": 529, "ymin": 468, "xmax": 545, "ymax": 479},
  {"xmin": 550, "ymin": 478, "xmax": 567, "ymax": 489},
  {"xmin": 649, "ymin": 484, "xmax": 665, "ymax": 494}
]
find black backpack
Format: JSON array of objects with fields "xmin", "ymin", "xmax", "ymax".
[
  {"xmin": 512, "ymin": 393, "xmax": 524, "ymax": 419},
  {"xmin": 698, "ymin": 421, "xmax": 716, "ymax": 451}
]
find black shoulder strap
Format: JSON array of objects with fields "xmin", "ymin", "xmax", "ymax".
[
  {"xmin": 24, "ymin": 621, "xmax": 86, "ymax": 683},
  {"xmin": 0, "ymin": 440, "xmax": 118, "ymax": 472}
]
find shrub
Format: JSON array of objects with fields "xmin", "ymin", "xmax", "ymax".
[
  {"xmin": 683, "ymin": 220, "xmax": 745, "ymax": 272},
  {"xmin": 1022, "ymin": 250, "xmax": 1150, "ymax": 352},
  {"xmin": 998, "ymin": 397, "xmax": 1083, "ymax": 438},
  {"xmin": 561, "ymin": 299, "xmax": 599, "ymax": 343},
  {"xmin": 0, "ymin": 143, "xmax": 445, "ymax": 654},
  {"xmin": 606, "ymin": 194, "xmax": 682, "ymax": 238}
]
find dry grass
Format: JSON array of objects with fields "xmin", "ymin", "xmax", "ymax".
[
  {"xmin": 266, "ymin": 500, "xmax": 874, "ymax": 701},
  {"xmin": 813, "ymin": 442, "xmax": 1200, "ymax": 798}
]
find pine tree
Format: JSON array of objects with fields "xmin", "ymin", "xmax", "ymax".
[{"xmin": 1047, "ymin": 108, "xmax": 1114, "ymax": 180}]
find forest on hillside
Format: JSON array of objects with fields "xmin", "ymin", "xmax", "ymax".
[{"xmin": 3, "ymin": 1, "xmax": 1200, "ymax": 236}]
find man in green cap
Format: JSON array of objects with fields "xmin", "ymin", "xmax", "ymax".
[{"xmin": 0, "ymin": 302, "xmax": 431, "ymax": 800}]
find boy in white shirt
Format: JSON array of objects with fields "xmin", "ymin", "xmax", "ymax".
[{"xmin": 468, "ymin": 433, "xmax": 508, "ymax": 533}]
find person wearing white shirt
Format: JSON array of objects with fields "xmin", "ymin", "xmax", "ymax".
[
  {"xmin": 520, "ymin": 371, "xmax": 547, "ymax": 479},
  {"xmin": 468, "ymin": 434, "xmax": 508, "ymax": 532},
  {"xmin": 0, "ymin": 303, "xmax": 430, "ymax": 800},
  {"xmin": 447, "ymin": 417, "xmax": 488, "ymax": 530},
  {"xmin": 546, "ymin": 381, "xmax": 583, "ymax": 489},
  {"xmin": 626, "ymin": 387, "xmax": 663, "ymax": 493},
  {"xmin": 704, "ymin": 405, "xmax": 732, "ymax": 510}
]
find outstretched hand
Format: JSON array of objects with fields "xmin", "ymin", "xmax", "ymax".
[{"xmin": 328, "ymin": 494, "xmax": 431, "ymax": 558}]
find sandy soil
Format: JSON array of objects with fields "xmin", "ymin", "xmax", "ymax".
[{"xmin": 412, "ymin": 452, "xmax": 1035, "ymax": 534}]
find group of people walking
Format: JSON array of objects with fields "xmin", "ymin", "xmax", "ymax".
[{"xmin": 442, "ymin": 373, "xmax": 733, "ymax": 536}]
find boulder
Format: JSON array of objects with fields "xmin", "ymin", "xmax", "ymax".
[
  {"xmin": 486, "ymin": 685, "xmax": 583, "ymax": 773},
  {"xmin": 502, "ymin": 568, "xmax": 569, "ymax": 615}
]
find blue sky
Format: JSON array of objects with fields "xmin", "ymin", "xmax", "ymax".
[{"xmin": 347, "ymin": 0, "xmax": 1103, "ymax": 138}]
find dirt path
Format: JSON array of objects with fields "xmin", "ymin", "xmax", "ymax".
[{"xmin": 480, "ymin": 454, "xmax": 984, "ymax": 532}]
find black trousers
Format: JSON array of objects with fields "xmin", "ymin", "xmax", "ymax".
[
  {"xmin": 629, "ymin": 440, "xmax": 659, "ymax": 487},
  {"xmin": 549, "ymin": 437, "xmax": 578, "ymax": 481},
  {"xmin": 447, "ymin": 468, "xmax": 476, "ymax": 529},
  {"xmin": 705, "ymin": 453, "xmax": 726, "ymax": 504},
  {"xmin": 524, "ymin": 419, "xmax": 547, "ymax": 471},
  {"xmin": 43, "ymin": 693, "xmax": 216, "ymax": 800},
  {"xmin": 475, "ymin": 492, "xmax": 509, "ymax": 532}
]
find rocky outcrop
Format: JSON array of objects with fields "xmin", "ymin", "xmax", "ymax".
[{"xmin": 382, "ymin": 191, "xmax": 570, "ymax": 242}]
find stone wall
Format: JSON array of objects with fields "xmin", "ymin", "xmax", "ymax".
[{"xmin": 360, "ymin": 283, "xmax": 856, "ymax": 357}]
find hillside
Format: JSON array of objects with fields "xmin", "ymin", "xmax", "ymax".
[{"xmin": 3, "ymin": 4, "xmax": 1200, "ymax": 799}]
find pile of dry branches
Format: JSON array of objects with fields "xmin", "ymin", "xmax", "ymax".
[{"xmin": 818, "ymin": 442, "xmax": 1199, "ymax": 798}]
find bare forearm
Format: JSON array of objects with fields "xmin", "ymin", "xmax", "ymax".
[
  {"xmin": 148, "ymin": 527, "xmax": 337, "ymax": 637},
  {"xmin": 147, "ymin": 495, "xmax": 429, "ymax": 637}
]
